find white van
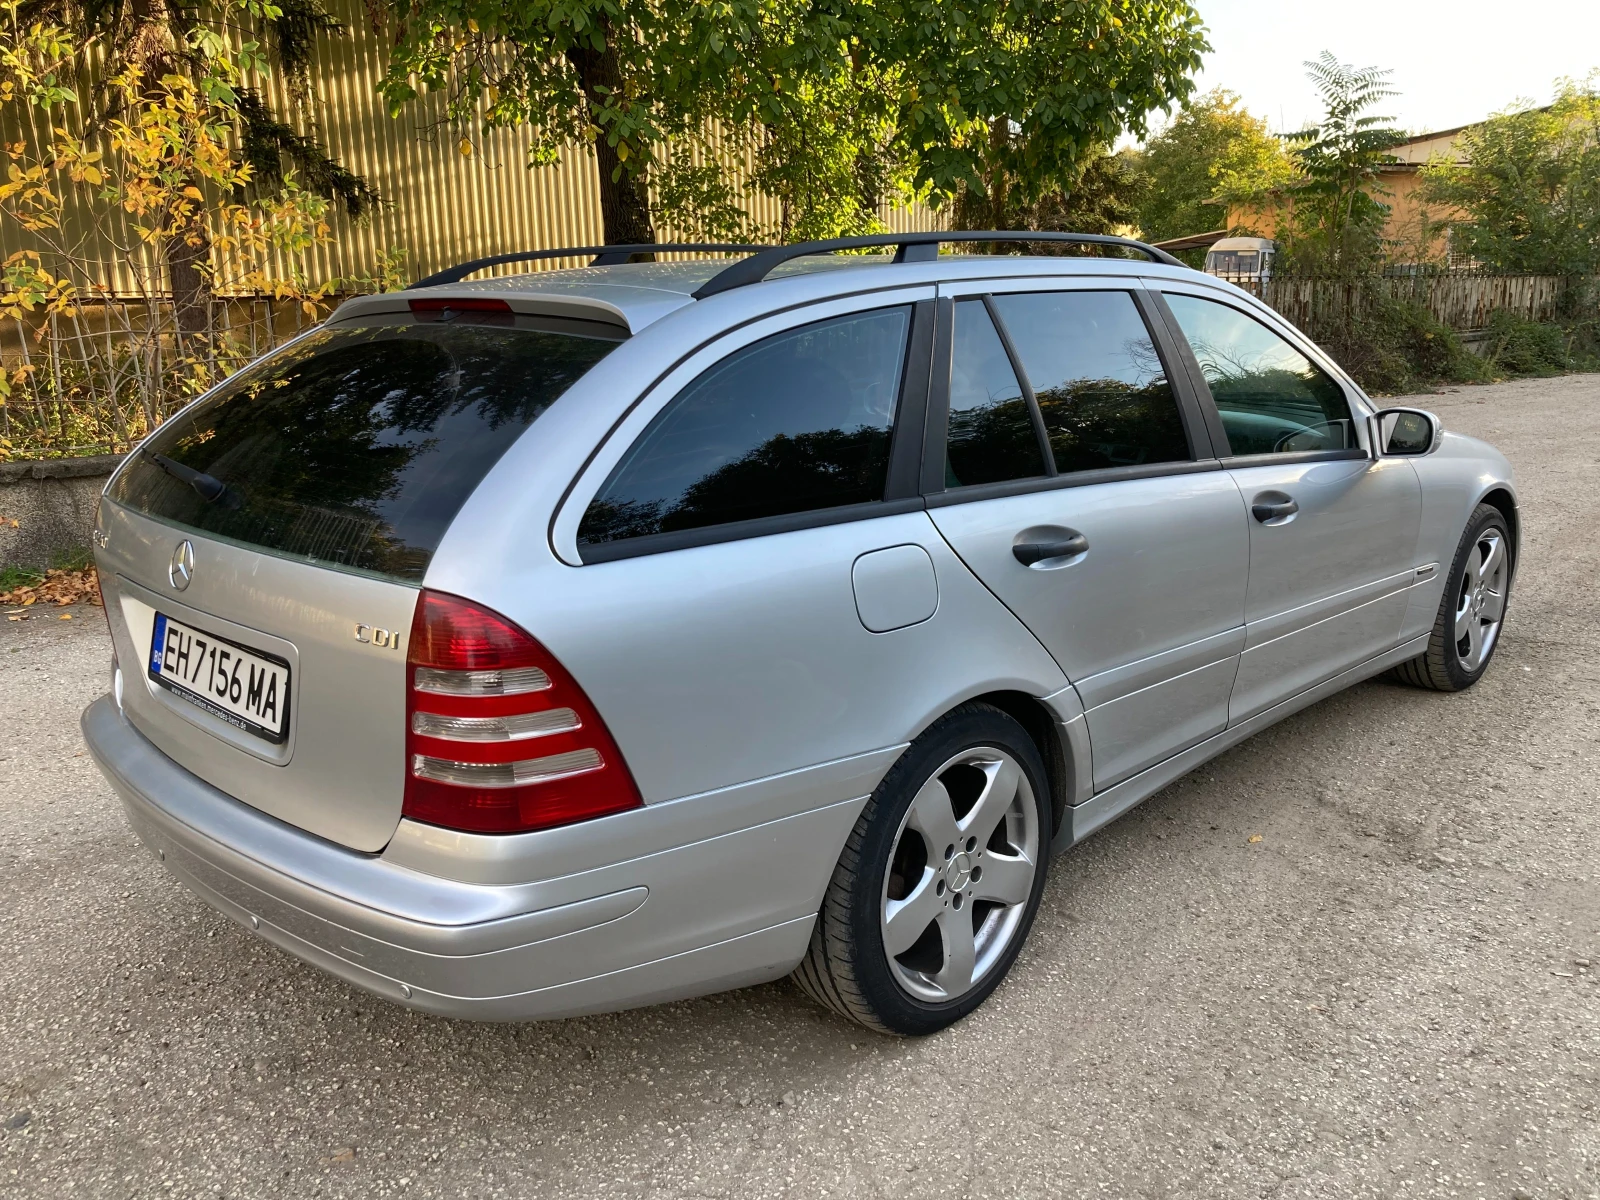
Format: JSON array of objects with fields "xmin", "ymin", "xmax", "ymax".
[{"xmin": 1204, "ymin": 236, "xmax": 1276, "ymax": 283}]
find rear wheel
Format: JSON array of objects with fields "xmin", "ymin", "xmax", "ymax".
[
  {"xmin": 793, "ymin": 703, "xmax": 1051, "ymax": 1035},
  {"xmin": 1390, "ymin": 502, "xmax": 1512, "ymax": 691}
]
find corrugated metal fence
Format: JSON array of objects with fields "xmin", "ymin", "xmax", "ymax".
[{"xmin": 0, "ymin": 0, "xmax": 942, "ymax": 294}]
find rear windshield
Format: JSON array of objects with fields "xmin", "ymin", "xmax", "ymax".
[{"xmin": 108, "ymin": 320, "xmax": 622, "ymax": 581}]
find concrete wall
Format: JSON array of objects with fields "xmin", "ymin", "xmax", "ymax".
[{"xmin": 0, "ymin": 456, "xmax": 120, "ymax": 569}]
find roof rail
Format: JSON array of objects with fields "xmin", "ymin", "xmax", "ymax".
[
  {"xmin": 691, "ymin": 230, "xmax": 1187, "ymax": 299},
  {"xmin": 412, "ymin": 243, "xmax": 769, "ymax": 288}
]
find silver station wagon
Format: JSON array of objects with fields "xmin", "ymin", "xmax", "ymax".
[{"xmin": 83, "ymin": 232, "xmax": 1518, "ymax": 1035}]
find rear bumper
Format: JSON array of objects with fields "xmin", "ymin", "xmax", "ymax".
[{"xmin": 83, "ymin": 695, "xmax": 870, "ymax": 1020}]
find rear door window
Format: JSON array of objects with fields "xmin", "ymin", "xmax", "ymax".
[
  {"xmin": 578, "ymin": 306, "xmax": 911, "ymax": 547},
  {"xmin": 944, "ymin": 300, "xmax": 1050, "ymax": 487},
  {"xmin": 988, "ymin": 290, "xmax": 1191, "ymax": 473},
  {"xmin": 108, "ymin": 319, "xmax": 622, "ymax": 581},
  {"xmin": 1162, "ymin": 293, "xmax": 1356, "ymax": 456}
]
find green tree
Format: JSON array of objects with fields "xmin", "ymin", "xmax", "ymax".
[
  {"xmin": 1275, "ymin": 52, "xmax": 1406, "ymax": 275},
  {"xmin": 376, "ymin": 0, "xmax": 1209, "ymax": 246},
  {"xmin": 1420, "ymin": 77, "xmax": 1600, "ymax": 274},
  {"xmin": 13, "ymin": 0, "xmax": 376, "ymax": 329},
  {"xmin": 1130, "ymin": 88, "xmax": 1294, "ymax": 243},
  {"xmin": 952, "ymin": 147, "xmax": 1143, "ymax": 242}
]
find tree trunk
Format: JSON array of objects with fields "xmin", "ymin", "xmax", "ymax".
[
  {"xmin": 566, "ymin": 30, "xmax": 656, "ymax": 248},
  {"xmin": 987, "ymin": 117, "xmax": 1011, "ymax": 230},
  {"xmin": 165, "ymin": 220, "xmax": 213, "ymax": 340},
  {"xmin": 127, "ymin": 0, "xmax": 213, "ymax": 337}
]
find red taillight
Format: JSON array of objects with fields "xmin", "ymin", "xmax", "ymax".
[{"xmin": 403, "ymin": 590, "xmax": 643, "ymax": 834}]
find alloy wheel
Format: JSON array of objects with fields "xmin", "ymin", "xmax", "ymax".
[
  {"xmin": 879, "ymin": 746, "xmax": 1041, "ymax": 1003},
  {"xmin": 1454, "ymin": 528, "xmax": 1507, "ymax": 672}
]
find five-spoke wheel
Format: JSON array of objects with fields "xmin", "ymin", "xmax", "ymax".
[
  {"xmin": 1453, "ymin": 527, "xmax": 1507, "ymax": 672},
  {"xmin": 881, "ymin": 748, "xmax": 1040, "ymax": 1003},
  {"xmin": 794, "ymin": 703, "xmax": 1051, "ymax": 1035},
  {"xmin": 1391, "ymin": 501, "xmax": 1514, "ymax": 692}
]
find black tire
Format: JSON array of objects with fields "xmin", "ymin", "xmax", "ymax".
[
  {"xmin": 1389, "ymin": 502, "xmax": 1513, "ymax": 692},
  {"xmin": 792, "ymin": 702, "xmax": 1053, "ymax": 1036}
]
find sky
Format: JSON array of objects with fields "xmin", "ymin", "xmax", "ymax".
[{"xmin": 1142, "ymin": 0, "xmax": 1600, "ymax": 142}]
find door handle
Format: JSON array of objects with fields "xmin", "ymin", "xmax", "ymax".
[
  {"xmin": 1013, "ymin": 532, "xmax": 1089, "ymax": 566},
  {"xmin": 1252, "ymin": 499, "xmax": 1299, "ymax": 523}
]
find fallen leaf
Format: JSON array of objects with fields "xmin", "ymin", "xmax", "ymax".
[
  {"xmin": 329, "ymin": 1147, "xmax": 356, "ymax": 1163},
  {"xmin": 1247, "ymin": 834, "xmax": 1263, "ymax": 844},
  {"xmin": 0, "ymin": 565, "xmax": 100, "ymax": 607}
]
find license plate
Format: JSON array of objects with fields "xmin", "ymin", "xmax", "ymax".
[{"xmin": 148, "ymin": 613, "xmax": 291, "ymax": 743}]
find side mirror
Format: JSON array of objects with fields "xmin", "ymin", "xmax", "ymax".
[{"xmin": 1369, "ymin": 407, "xmax": 1441, "ymax": 458}]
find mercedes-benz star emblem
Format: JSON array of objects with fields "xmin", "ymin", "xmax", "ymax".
[{"xmin": 169, "ymin": 540, "xmax": 195, "ymax": 591}]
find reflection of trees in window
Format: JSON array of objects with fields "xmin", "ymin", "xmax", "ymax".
[
  {"xmin": 111, "ymin": 326, "xmax": 617, "ymax": 578},
  {"xmin": 1188, "ymin": 349, "xmax": 1353, "ymax": 453},
  {"xmin": 580, "ymin": 425, "xmax": 890, "ymax": 542},
  {"xmin": 1036, "ymin": 376, "xmax": 1189, "ymax": 472},
  {"xmin": 945, "ymin": 398, "xmax": 1044, "ymax": 486}
]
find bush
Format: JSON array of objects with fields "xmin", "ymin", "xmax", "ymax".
[
  {"xmin": 1301, "ymin": 294, "xmax": 1488, "ymax": 395},
  {"xmin": 1483, "ymin": 310, "xmax": 1570, "ymax": 376}
]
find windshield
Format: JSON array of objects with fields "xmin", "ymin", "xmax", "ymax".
[{"xmin": 107, "ymin": 320, "xmax": 622, "ymax": 581}]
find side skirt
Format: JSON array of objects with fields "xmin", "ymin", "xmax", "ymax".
[{"xmin": 1055, "ymin": 633, "xmax": 1429, "ymax": 852}]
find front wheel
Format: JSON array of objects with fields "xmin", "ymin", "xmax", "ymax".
[
  {"xmin": 792, "ymin": 703, "xmax": 1052, "ymax": 1036},
  {"xmin": 1390, "ymin": 502, "xmax": 1513, "ymax": 691}
]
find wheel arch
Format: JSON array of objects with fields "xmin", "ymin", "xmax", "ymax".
[
  {"xmin": 1477, "ymin": 485, "xmax": 1519, "ymax": 576},
  {"xmin": 948, "ymin": 690, "xmax": 1073, "ymax": 841}
]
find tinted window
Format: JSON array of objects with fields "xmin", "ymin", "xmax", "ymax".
[
  {"xmin": 579, "ymin": 307, "xmax": 910, "ymax": 545},
  {"xmin": 1163, "ymin": 294, "xmax": 1355, "ymax": 456},
  {"xmin": 990, "ymin": 290, "xmax": 1190, "ymax": 473},
  {"xmin": 945, "ymin": 300, "xmax": 1048, "ymax": 487},
  {"xmin": 108, "ymin": 321, "xmax": 622, "ymax": 581}
]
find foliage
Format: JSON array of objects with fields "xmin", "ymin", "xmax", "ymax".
[
  {"xmin": 951, "ymin": 147, "xmax": 1143, "ymax": 244},
  {"xmin": 376, "ymin": 0, "xmax": 1209, "ymax": 243},
  {"xmin": 0, "ymin": 0, "xmax": 386, "ymax": 459},
  {"xmin": 1274, "ymin": 53, "xmax": 1407, "ymax": 276},
  {"xmin": 0, "ymin": 546, "xmax": 98, "ymax": 607},
  {"xmin": 1297, "ymin": 288, "xmax": 1487, "ymax": 395},
  {"xmin": 1477, "ymin": 299, "xmax": 1600, "ymax": 377},
  {"xmin": 1420, "ymin": 77, "xmax": 1600, "ymax": 275},
  {"xmin": 1129, "ymin": 88, "xmax": 1295, "ymax": 244}
]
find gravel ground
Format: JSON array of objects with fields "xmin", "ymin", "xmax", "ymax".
[{"xmin": 2, "ymin": 374, "xmax": 1598, "ymax": 1200}]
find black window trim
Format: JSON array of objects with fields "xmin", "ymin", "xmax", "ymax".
[
  {"xmin": 573, "ymin": 297, "xmax": 934, "ymax": 564},
  {"xmin": 1220, "ymin": 447, "xmax": 1371, "ymax": 470},
  {"xmin": 1147, "ymin": 286, "xmax": 1370, "ymax": 460},
  {"xmin": 924, "ymin": 457, "xmax": 1224, "ymax": 509},
  {"xmin": 979, "ymin": 295, "xmax": 1057, "ymax": 477},
  {"xmin": 579, "ymin": 496, "xmax": 928, "ymax": 563},
  {"xmin": 884, "ymin": 300, "xmax": 937, "ymax": 501},
  {"xmin": 1136, "ymin": 287, "xmax": 1227, "ymax": 459},
  {"xmin": 919, "ymin": 295, "xmax": 956, "ymax": 495},
  {"xmin": 922, "ymin": 284, "xmax": 1214, "ymax": 502}
]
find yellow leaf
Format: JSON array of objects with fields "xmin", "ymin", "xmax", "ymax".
[
  {"xmin": 1247, "ymin": 834, "xmax": 1263, "ymax": 844},
  {"xmin": 81, "ymin": 166, "xmax": 103, "ymax": 185},
  {"xmin": 60, "ymin": 613, "xmax": 72, "ymax": 620},
  {"xmin": 458, "ymin": 138, "xmax": 473, "ymax": 157}
]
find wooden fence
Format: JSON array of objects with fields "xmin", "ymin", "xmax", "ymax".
[{"xmin": 1239, "ymin": 274, "xmax": 1586, "ymax": 331}]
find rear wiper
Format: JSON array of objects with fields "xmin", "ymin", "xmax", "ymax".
[{"xmin": 140, "ymin": 447, "xmax": 230, "ymax": 504}]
